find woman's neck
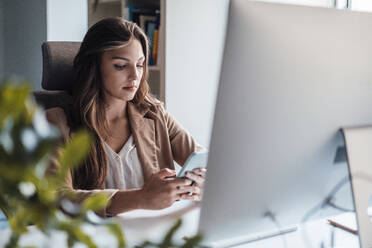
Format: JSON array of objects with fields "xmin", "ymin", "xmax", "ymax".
[{"xmin": 104, "ymin": 98, "xmax": 128, "ymax": 122}]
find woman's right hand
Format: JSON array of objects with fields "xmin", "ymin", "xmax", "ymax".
[{"xmin": 139, "ymin": 168, "xmax": 195, "ymax": 210}]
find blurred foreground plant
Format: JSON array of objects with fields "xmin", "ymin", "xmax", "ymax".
[
  {"xmin": 0, "ymin": 81, "xmax": 203, "ymax": 248},
  {"xmin": 0, "ymin": 82, "xmax": 125, "ymax": 247}
]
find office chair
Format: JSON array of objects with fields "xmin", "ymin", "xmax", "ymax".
[{"xmin": 33, "ymin": 42, "xmax": 81, "ymax": 111}]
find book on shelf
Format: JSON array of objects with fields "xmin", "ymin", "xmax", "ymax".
[
  {"xmin": 146, "ymin": 21, "xmax": 156, "ymax": 66},
  {"xmin": 128, "ymin": 2, "xmax": 159, "ymax": 24},
  {"xmin": 139, "ymin": 15, "xmax": 156, "ymax": 32},
  {"xmin": 126, "ymin": 1, "xmax": 160, "ymax": 66},
  {"xmin": 151, "ymin": 29, "xmax": 159, "ymax": 66},
  {"xmin": 149, "ymin": 10, "xmax": 160, "ymax": 66}
]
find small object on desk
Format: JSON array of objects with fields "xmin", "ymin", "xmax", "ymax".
[{"xmin": 327, "ymin": 219, "xmax": 358, "ymax": 235}]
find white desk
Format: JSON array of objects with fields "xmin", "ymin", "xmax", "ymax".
[
  {"xmin": 118, "ymin": 201, "xmax": 360, "ymax": 248},
  {"xmin": 0, "ymin": 201, "xmax": 361, "ymax": 247}
]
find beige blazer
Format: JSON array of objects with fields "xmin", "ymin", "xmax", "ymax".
[{"xmin": 46, "ymin": 101, "xmax": 202, "ymax": 215}]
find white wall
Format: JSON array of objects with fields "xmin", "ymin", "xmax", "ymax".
[
  {"xmin": 87, "ymin": 0, "xmax": 121, "ymax": 28},
  {"xmin": 352, "ymin": 0, "xmax": 372, "ymax": 12},
  {"xmin": 47, "ymin": 0, "xmax": 88, "ymax": 41},
  {"xmin": 165, "ymin": 0, "xmax": 229, "ymax": 148},
  {"xmin": 0, "ymin": 0, "xmax": 4, "ymax": 79},
  {"xmin": 4, "ymin": 0, "xmax": 47, "ymax": 89}
]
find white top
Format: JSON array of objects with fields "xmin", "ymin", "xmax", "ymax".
[{"xmin": 104, "ymin": 135, "xmax": 144, "ymax": 190}]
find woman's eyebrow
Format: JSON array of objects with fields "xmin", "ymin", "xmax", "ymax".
[
  {"xmin": 111, "ymin": 56, "xmax": 145, "ymax": 61},
  {"xmin": 111, "ymin": 56, "xmax": 130, "ymax": 61}
]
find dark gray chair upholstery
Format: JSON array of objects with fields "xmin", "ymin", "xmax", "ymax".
[{"xmin": 33, "ymin": 42, "xmax": 81, "ymax": 110}]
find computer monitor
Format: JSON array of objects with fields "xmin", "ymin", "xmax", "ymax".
[{"xmin": 198, "ymin": 0, "xmax": 372, "ymax": 245}]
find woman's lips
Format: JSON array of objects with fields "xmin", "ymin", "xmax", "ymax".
[{"xmin": 122, "ymin": 86, "xmax": 137, "ymax": 91}]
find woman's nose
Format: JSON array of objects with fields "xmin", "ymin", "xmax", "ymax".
[{"xmin": 128, "ymin": 65, "xmax": 139, "ymax": 81}]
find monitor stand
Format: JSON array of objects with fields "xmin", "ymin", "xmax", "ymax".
[
  {"xmin": 342, "ymin": 126, "xmax": 372, "ymax": 248},
  {"xmin": 202, "ymin": 225, "xmax": 297, "ymax": 248}
]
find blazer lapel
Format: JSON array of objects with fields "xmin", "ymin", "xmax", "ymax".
[{"xmin": 128, "ymin": 102, "xmax": 159, "ymax": 181}]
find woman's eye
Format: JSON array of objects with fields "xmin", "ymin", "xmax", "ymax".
[
  {"xmin": 114, "ymin": 64, "xmax": 126, "ymax": 70},
  {"xmin": 137, "ymin": 64, "xmax": 144, "ymax": 68}
]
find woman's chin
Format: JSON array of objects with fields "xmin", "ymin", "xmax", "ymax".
[{"xmin": 121, "ymin": 92, "xmax": 136, "ymax": 102}]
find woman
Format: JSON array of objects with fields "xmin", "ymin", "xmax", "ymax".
[{"xmin": 46, "ymin": 17, "xmax": 206, "ymax": 216}]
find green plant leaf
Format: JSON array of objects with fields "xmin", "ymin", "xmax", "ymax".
[
  {"xmin": 0, "ymin": 195, "xmax": 11, "ymax": 218},
  {"xmin": 105, "ymin": 222, "xmax": 127, "ymax": 248},
  {"xmin": 57, "ymin": 130, "xmax": 92, "ymax": 178},
  {"xmin": 5, "ymin": 232, "xmax": 20, "ymax": 248},
  {"xmin": 8, "ymin": 209, "xmax": 28, "ymax": 234},
  {"xmin": 0, "ymin": 83, "xmax": 34, "ymax": 129},
  {"xmin": 59, "ymin": 222, "xmax": 97, "ymax": 248},
  {"xmin": 67, "ymin": 235, "xmax": 76, "ymax": 248},
  {"xmin": 82, "ymin": 193, "xmax": 109, "ymax": 213},
  {"xmin": 135, "ymin": 241, "xmax": 157, "ymax": 248},
  {"xmin": 72, "ymin": 227, "xmax": 97, "ymax": 248},
  {"xmin": 160, "ymin": 219, "xmax": 182, "ymax": 248},
  {"xmin": 181, "ymin": 234, "xmax": 203, "ymax": 248}
]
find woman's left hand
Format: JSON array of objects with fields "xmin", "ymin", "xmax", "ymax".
[{"xmin": 180, "ymin": 168, "xmax": 207, "ymax": 201}]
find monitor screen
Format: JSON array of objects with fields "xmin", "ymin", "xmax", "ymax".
[{"xmin": 199, "ymin": 0, "xmax": 372, "ymax": 244}]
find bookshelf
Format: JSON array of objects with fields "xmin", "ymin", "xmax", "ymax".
[{"xmin": 88, "ymin": 0, "xmax": 165, "ymax": 102}]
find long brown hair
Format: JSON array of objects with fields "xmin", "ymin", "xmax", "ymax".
[{"xmin": 71, "ymin": 17, "xmax": 152, "ymax": 189}]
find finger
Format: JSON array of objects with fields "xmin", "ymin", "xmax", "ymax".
[
  {"xmin": 173, "ymin": 193, "xmax": 182, "ymax": 202},
  {"xmin": 156, "ymin": 168, "xmax": 176, "ymax": 179},
  {"xmin": 168, "ymin": 178, "xmax": 193, "ymax": 187},
  {"xmin": 193, "ymin": 168, "xmax": 206, "ymax": 177},
  {"xmin": 177, "ymin": 185, "xmax": 201, "ymax": 195},
  {"xmin": 180, "ymin": 193, "xmax": 201, "ymax": 201},
  {"xmin": 185, "ymin": 172, "xmax": 204, "ymax": 185}
]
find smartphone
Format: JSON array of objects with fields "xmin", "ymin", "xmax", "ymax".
[{"xmin": 177, "ymin": 150, "xmax": 208, "ymax": 178}]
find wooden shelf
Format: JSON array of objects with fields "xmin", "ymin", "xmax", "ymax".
[
  {"xmin": 97, "ymin": 0, "xmax": 121, "ymax": 3},
  {"xmin": 148, "ymin": 66, "xmax": 160, "ymax": 71}
]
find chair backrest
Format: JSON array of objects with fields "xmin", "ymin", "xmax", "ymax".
[
  {"xmin": 34, "ymin": 41, "xmax": 81, "ymax": 110},
  {"xmin": 41, "ymin": 41, "xmax": 81, "ymax": 92}
]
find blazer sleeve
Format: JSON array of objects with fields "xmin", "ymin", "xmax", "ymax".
[
  {"xmin": 158, "ymin": 104, "xmax": 205, "ymax": 166},
  {"xmin": 45, "ymin": 107, "xmax": 118, "ymax": 217}
]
